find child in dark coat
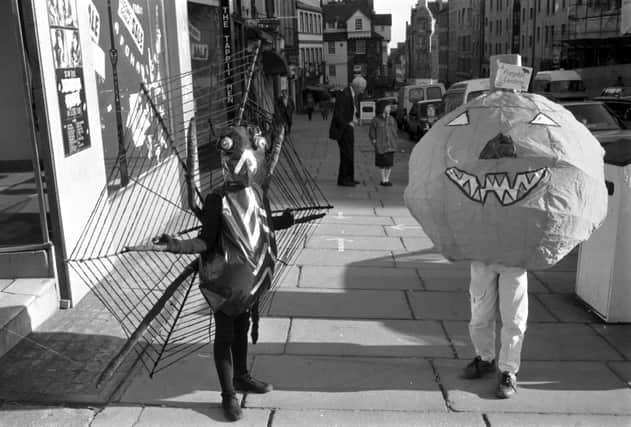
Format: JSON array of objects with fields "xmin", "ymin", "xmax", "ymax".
[{"xmin": 369, "ymin": 100, "xmax": 398, "ymax": 186}]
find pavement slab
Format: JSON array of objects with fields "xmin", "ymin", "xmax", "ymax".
[
  {"xmin": 135, "ymin": 406, "xmax": 270, "ymax": 426},
  {"xmin": 91, "ymin": 406, "xmax": 143, "ymax": 427},
  {"xmin": 292, "ymin": 249, "xmax": 395, "ymax": 267},
  {"xmin": 272, "ymin": 409, "xmax": 486, "ymax": 427},
  {"xmin": 416, "ymin": 271, "xmax": 548, "ymax": 293},
  {"xmin": 320, "ymin": 214, "xmax": 394, "ymax": 225},
  {"xmin": 392, "ymin": 251, "xmax": 453, "ymax": 269},
  {"xmin": 247, "ymin": 355, "xmax": 447, "ymax": 411},
  {"xmin": 375, "ymin": 206, "xmax": 416, "ymax": 217},
  {"xmin": 535, "ymin": 293, "xmax": 603, "ymax": 322},
  {"xmin": 311, "ymin": 223, "xmax": 387, "ymax": 237},
  {"xmin": 119, "ymin": 351, "xmax": 252, "ymax": 405},
  {"xmin": 299, "ymin": 265, "xmax": 422, "ymax": 290},
  {"xmin": 608, "ymin": 361, "xmax": 631, "ymax": 387},
  {"xmin": 486, "ymin": 413, "xmax": 631, "ymax": 426},
  {"xmin": 267, "ymin": 288, "xmax": 412, "ymax": 319},
  {"xmin": 520, "ymin": 323, "xmax": 623, "ymax": 361},
  {"xmin": 434, "ymin": 359, "xmax": 631, "ymax": 414},
  {"xmin": 401, "ymin": 237, "xmax": 438, "ymax": 252},
  {"xmin": 531, "ymin": 271, "xmax": 576, "ymax": 293},
  {"xmin": 286, "ymin": 318, "xmax": 453, "ymax": 358},
  {"xmin": 0, "ymin": 404, "xmax": 94, "ymax": 427},
  {"xmin": 591, "ymin": 324, "xmax": 631, "ymax": 359},
  {"xmin": 276, "ymin": 266, "xmax": 299, "ymax": 289},
  {"xmin": 306, "ymin": 235, "xmax": 405, "ymax": 251},
  {"xmin": 407, "ymin": 290, "xmax": 558, "ymax": 322},
  {"xmin": 408, "ymin": 291, "xmax": 471, "ymax": 321}
]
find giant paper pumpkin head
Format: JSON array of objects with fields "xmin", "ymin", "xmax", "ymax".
[{"xmin": 404, "ymin": 90, "xmax": 608, "ymax": 269}]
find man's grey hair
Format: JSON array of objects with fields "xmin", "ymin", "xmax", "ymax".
[{"xmin": 351, "ymin": 76, "xmax": 367, "ymax": 90}]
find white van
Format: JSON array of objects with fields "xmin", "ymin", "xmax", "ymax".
[
  {"xmin": 531, "ymin": 70, "xmax": 587, "ymax": 101},
  {"xmin": 395, "ymin": 82, "xmax": 445, "ymax": 128},
  {"xmin": 443, "ymin": 78, "xmax": 490, "ymax": 113}
]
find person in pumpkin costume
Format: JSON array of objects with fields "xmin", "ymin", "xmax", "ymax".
[
  {"xmin": 149, "ymin": 124, "xmax": 296, "ymax": 421},
  {"xmin": 404, "ymin": 55, "xmax": 608, "ymax": 399}
]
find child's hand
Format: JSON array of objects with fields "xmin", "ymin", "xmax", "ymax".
[{"xmin": 152, "ymin": 233, "xmax": 172, "ymax": 245}]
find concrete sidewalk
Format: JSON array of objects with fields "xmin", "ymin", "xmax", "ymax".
[{"xmin": 1, "ymin": 114, "xmax": 630, "ymax": 426}]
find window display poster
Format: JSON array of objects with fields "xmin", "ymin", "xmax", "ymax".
[
  {"xmin": 48, "ymin": 0, "xmax": 91, "ymax": 157},
  {"xmin": 90, "ymin": 0, "xmax": 169, "ymax": 177}
]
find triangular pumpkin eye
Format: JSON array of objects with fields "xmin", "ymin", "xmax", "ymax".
[
  {"xmin": 446, "ymin": 111, "xmax": 470, "ymax": 126},
  {"xmin": 530, "ymin": 113, "xmax": 559, "ymax": 126}
]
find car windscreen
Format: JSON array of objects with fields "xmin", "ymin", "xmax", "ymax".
[
  {"xmin": 415, "ymin": 102, "xmax": 444, "ymax": 117},
  {"xmin": 550, "ymin": 80, "xmax": 586, "ymax": 93},
  {"xmin": 426, "ymin": 86, "xmax": 443, "ymax": 100},
  {"xmin": 443, "ymin": 92, "xmax": 464, "ymax": 113},
  {"xmin": 566, "ymin": 103, "xmax": 622, "ymax": 131},
  {"xmin": 466, "ymin": 90, "xmax": 489, "ymax": 102},
  {"xmin": 409, "ymin": 88, "xmax": 425, "ymax": 103}
]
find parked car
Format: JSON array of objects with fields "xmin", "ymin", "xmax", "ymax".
[
  {"xmin": 443, "ymin": 78, "xmax": 490, "ymax": 114},
  {"xmin": 394, "ymin": 82, "xmax": 445, "ymax": 129},
  {"xmin": 563, "ymin": 100, "xmax": 631, "ymax": 166},
  {"xmin": 532, "ymin": 69, "xmax": 587, "ymax": 102},
  {"xmin": 597, "ymin": 86, "xmax": 631, "ymax": 99},
  {"xmin": 406, "ymin": 99, "xmax": 444, "ymax": 141}
]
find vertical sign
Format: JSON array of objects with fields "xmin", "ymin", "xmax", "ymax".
[
  {"xmin": 221, "ymin": 0, "xmax": 234, "ymax": 116},
  {"xmin": 512, "ymin": 0, "xmax": 521, "ymax": 53},
  {"xmin": 623, "ymin": 0, "xmax": 631, "ymax": 35},
  {"xmin": 47, "ymin": 0, "xmax": 91, "ymax": 156}
]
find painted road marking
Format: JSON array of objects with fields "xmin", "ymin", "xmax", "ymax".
[{"xmin": 325, "ymin": 237, "xmax": 353, "ymax": 252}]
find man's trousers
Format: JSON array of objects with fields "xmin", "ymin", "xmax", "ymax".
[{"xmin": 469, "ymin": 261, "xmax": 528, "ymax": 375}]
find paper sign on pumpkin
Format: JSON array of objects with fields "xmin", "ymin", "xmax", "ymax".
[{"xmin": 404, "ymin": 90, "xmax": 608, "ymax": 270}]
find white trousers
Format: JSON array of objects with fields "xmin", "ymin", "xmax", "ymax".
[{"xmin": 468, "ymin": 261, "xmax": 528, "ymax": 375}]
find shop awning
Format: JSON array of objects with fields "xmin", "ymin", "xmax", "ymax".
[{"xmin": 262, "ymin": 50, "xmax": 288, "ymax": 76}]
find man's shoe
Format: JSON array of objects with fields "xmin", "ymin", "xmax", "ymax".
[
  {"xmin": 496, "ymin": 371, "xmax": 518, "ymax": 399},
  {"xmin": 233, "ymin": 373, "xmax": 273, "ymax": 394},
  {"xmin": 462, "ymin": 356, "xmax": 496, "ymax": 379},
  {"xmin": 221, "ymin": 393, "xmax": 243, "ymax": 421},
  {"xmin": 383, "ymin": 181, "xmax": 392, "ymax": 186},
  {"xmin": 337, "ymin": 181, "xmax": 356, "ymax": 187},
  {"xmin": 352, "ymin": 180, "xmax": 360, "ymax": 184}
]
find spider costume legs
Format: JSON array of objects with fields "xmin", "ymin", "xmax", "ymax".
[{"xmin": 213, "ymin": 310, "xmax": 250, "ymax": 395}]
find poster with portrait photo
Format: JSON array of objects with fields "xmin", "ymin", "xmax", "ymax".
[
  {"xmin": 47, "ymin": 0, "xmax": 90, "ymax": 156},
  {"xmin": 47, "ymin": 0, "xmax": 78, "ymax": 29}
]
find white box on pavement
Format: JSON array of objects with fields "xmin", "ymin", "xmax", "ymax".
[{"xmin": 576, "ymin": 163, "xmax": 631, "ymax": 322}]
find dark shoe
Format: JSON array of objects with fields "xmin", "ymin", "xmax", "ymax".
[
  {"xmin": 221, "ymin": 393, "xmax": 243, "ymax": 421},
  {"xmin": 462, "ymin": 356, "xmax": 496, "ymax": 379},
  {"xmin": 383, "ymin": 181, "xmax": 392, "ymax": 186},
  {"xmin": 352, "ymin": 180, "xmax": 360, "ymax": 184},
  {"xmin": 233, "ymin": 373, "xmax": 273, "ymax": 394},
  {"xmin": 496, "ymin": 371, "xmax": 518, "ymax": 399},
  {"xmin": 337, "ymin": 181, "xmax": 356, "ymax": 187}
]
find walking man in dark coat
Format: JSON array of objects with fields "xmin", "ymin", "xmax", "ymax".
[{"xmin": 329, "ymin": 76, "xmax": 367, "ymax": 186}]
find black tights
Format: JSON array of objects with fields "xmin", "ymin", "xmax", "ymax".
[{"xmin": 213, "ymin": 310, "xmax": 250, "ymax": 396}]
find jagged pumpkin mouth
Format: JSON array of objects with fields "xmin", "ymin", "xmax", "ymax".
[{"xmin": 445, "ymin": 167, "xmax": 550, "ymax": 206}]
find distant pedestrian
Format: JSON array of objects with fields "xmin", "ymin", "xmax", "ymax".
[
  {"xmin": 276, "ymin": 89, "xmax": 294, "ymax": 134},
  {"xmin": 305, "ymin": 92, "xmax": 315, "ymax": 120},
  {"xmin": 369, "ymin": 100, "xmax": 398, "ymax": 186},
  {"xmin": 320, "ymin": 99, "xmax": 330, "ymax": 120}
]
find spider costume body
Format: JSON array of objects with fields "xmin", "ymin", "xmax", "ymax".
[{"xmin": 160, "ymin": 124, "xmax": 294, "ymax": 420}]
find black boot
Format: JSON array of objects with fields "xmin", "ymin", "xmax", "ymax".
[
  {"xmin": 233, "ymin": 372, "xmax": 273, "ymax": 394},
  {"xmin": 221, "ymin": 393, "xmax": 243, "ymax": 421}
]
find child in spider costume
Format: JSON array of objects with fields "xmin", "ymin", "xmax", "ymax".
[{"xmin": 154, "ymin": 124, "xmax": 295, "ymax": 421}]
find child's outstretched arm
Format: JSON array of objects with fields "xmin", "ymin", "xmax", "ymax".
[{"xmin": 123, "ymin": 193, "xmax": 222, "ymax": 254}]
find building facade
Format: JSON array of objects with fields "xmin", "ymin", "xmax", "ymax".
[
  {"xmin": 322, "ymin": 0, "xmax": 391, "ymax": 94},
  {"xmin": 406, "ymin": 0, "xmax": 435, "ymax": 79},
  {"xmin": 436, "ymin": 2, "xmax": 450, "ymax": 85},
  {"xmin": 297, "ymin": 0, "xmax": 324, "ymax": 83},
  {"xmin": 448, "ymin": 0, "xmax": 484, "ymax": 82}
]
